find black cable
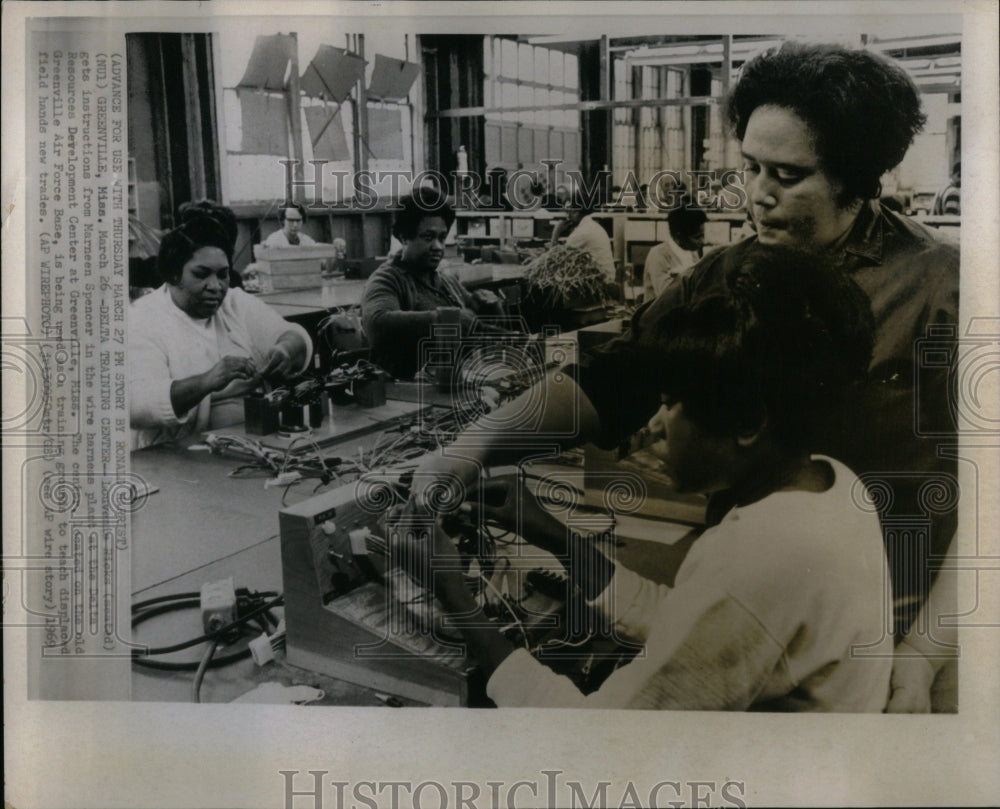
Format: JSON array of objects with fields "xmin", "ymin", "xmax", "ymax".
[
  {"xmin": 132, "ymin": 651, "xmax": 251, "ymax": 672},
  {"xmin": 132, "ymin": 598, "xmax": 202, "ymax": 626},
  {"xmin": 132, "ymin": 591, "xmax": 201, "ymax": 610},
  {"xmin": 131, "ymin": 599, "xmax": 257, "ymax": 672},
  {"xmin": 132, "ymin": 588, "xmax": 279, "ymax": 612},
  {"xmin": 131, "ymin": 591, "xmax": 284, "ymax": 657}
]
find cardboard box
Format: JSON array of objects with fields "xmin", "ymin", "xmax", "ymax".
[{"xmin": 253, "ymin": 244, "xmax": 341, "ymax": 290}]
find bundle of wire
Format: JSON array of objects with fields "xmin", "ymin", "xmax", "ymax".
[
  {"xmin": 203, "ymin": 344, "xmax": 551, "ymax": 500},
  {"xmin": 316, "ymin": 306, "xmax": 365, "ymax": 359},
  {"xmin": 203, "ymin": 433, "xmax": 286, "ymax": 474},
  {"xmin": 204, "ymin": 432, "xmax": 364, "ymax": 501},
  {"xmin": 361, "ymin": 408, "xmax": 471, "ymax": 471},
  {"xmin": 276, "ymin": 376, "xmax": 326, "ymax": 409},
  {"xmin": 324, "ymin": 358, "xmax": 387, "ymax": 388},
  {"xmin": 131, "ymin": 588, "xmax": 284, "ymax": 702},
  {"xmin": 278, "ymin": 434, "xmax": 366, "ymax": 486}
]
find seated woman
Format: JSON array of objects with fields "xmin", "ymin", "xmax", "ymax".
[
  {"xmin": 262, "ymin": 202, "xmax": 316, "ymax": 247},
  {"xmin": 406, "ymin": 245, "xmax": 894, "ymax": 710},
  {"xmin": 550, "ymin": 194, "xmax": 617, "ymax": 285},
  {"xmin": 177, "ymin": 199, "xmax": 242, "ymax": 287},
  {"xmin": 361, "ymin": 187, "xmax": 504, "ymax": 380},
  {"xmin": 642, "ymin": 203, "xmax": 707, "ymax": 302},
  {"xmin": 130, "ymin": 211, "xmax": 312, "ymax": 449}
]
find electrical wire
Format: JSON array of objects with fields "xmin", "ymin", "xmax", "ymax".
[
  {"xmin": 132, "ymin": 592, "xmax": 282, "ymax": 679},
  {"xmin": 131, "ymin": 591, "xmax": 283, "ymax": 658},
  {"xmin": 191, "ymin": 638, "xmax": 220, "ymax": 703},
  {"xmin": 206, "ymin": 341, "xmax": 550, "ymax": 485},
  {"xmin": 481, "ymin": 519, "xmax": 519, "ymax": 547},
  {"xmin": 531, "ymin": 633, "xmax": 595, "ymax": 653},
  {"xmin": 478, "ymin": 569, "xmax": 529, "ymax": 649}
]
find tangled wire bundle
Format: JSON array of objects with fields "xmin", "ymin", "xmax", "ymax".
[{"xmin": 524, "ymin": 244, "xmax": 612, "ymax": 310}]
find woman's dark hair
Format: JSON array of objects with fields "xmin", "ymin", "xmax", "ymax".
[
  {"xmin": 175, "ymin": 200, "xmax": 241, "ymax": 287},
  {"xmin": 726, "ymin": 41, "xmax": 926, "ymax": 205},
  {"xmin": 178, "ymin": 200, "xmax": 238, "ymax": 250},
  {"xmin": 391, "ymin": 187, "xmax": 455, "ymax": 240},
  {"xmin": 279, "ymin": 202, "xmax": 307, "ymax": 223},
  {"xmin": 667, "ymin": 203, "xmax": 708, "ymax": 242},
  {"xmin": 157, "ymin": 213, "xmax": 233, "ymax": 285},
  {"xmin": 643, "ymin": 243, "xmax": 874, "ymax": 453}
]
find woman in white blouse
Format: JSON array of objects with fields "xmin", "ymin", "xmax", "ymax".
[{"xmin": 129, "ymin": 212, "xmax": 312, "ymax": 449}]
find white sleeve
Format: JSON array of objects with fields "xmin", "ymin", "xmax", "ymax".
[
  {"xmin": 129, "ymin": 305, "xmax": 193, "ymax": 428},
  {"xmin": 235, "ymin": 289, "xmax": 314, "ymax": 373},
  {"xmin": 644, "ymin": 246, "xmax": 681, "ymax": 298},
  {"xmin": 486, "ymin": 596, "xmax": 787, "ymax": 709},
  {"xmin": 587, "ymin": 566, "xmax": 672, "ymax": 643}
]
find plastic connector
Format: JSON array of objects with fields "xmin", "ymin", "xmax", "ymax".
[
  {"xmin": 248, "ymin": 633, "xmax": 276, "ymax": 666},
  {"xmin": 249, "ymin": 619, "xmax": 287, "ymax": 666},
  {"xmin": 265, "ymin": 471, "xmax": 301, "ymax": 488},
  {"xmin": 348, "ymin": 527, "xmax": 371, "ymax": 556},
  {"xmin": 200, "ymin": 577, "xmax": 237, "ymax": 634}
]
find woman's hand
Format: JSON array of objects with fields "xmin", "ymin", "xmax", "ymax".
[
  {"xmin": 169, "ymin": 355, "xmax": 258, "ymax": 417},
  {"xmin": 410, "ymin": 453, "xmax": 485, "ymax": 513},
  {"xmin": 203, "ymin": 355, "xmax": 259, "ymax": 392},
  {"xmin": 438, "ymin": 306, "xmax": 507, "ymax": 338},
  {"xmin": 262, "ymin": 331, "xmax": 308, "ymax": 382},
  {"xmin": 261, "ymin": 344, "xmax": 295, "ymax": 381},
  {"xmin": 428, "ymin": 518, "xmax": 471, "ymax": 605},
  {"xmin": 469, "ymin": 289, "xmax": 505, "ymax": 316},
  {"xmin": 464, "ymin": 477, "xmax": 571, "ymax": 557},
  {"xmin": 388, "ymin": 507, "xmax": 469, "ymax": 606}
]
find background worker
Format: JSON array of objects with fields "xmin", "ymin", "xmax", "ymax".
[
  {"xmin": 263, "ymin": 203, "xmax": 316, "ymax": 247},
  {"xmin": 361, "ymin": 188, "xmax": 505, "ymax": 380},
  {"xmin": 642, "ymin": 204, "xmax": 708, "ymax": 301},
  {"xmin": 933, "ymin": 161, "xmax": 961, "ymax": 216},
  {"xmin": 550, "ymin": 193, "xmax": 617, "ymax": 285}
]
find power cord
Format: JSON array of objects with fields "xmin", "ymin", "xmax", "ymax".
[{"xmin": 131, "ymin": 588, "xmax": 284, "ymax": 701}]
